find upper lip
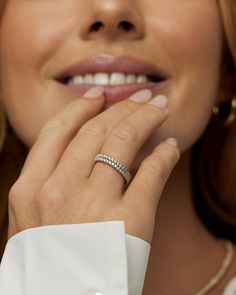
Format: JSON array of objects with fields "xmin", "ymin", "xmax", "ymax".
[{"xmin": 54, "ymin": 54, "xmax": 169, "ymax": 83}]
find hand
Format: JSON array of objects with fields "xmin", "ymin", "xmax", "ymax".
[{"xmin": 8, "ymin": 87, "xmax": 180, "ymax": 243}]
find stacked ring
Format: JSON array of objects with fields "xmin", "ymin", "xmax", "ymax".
[{"xmin": 94, "ymin": 154, "xmax": 132, "ymax": 186}]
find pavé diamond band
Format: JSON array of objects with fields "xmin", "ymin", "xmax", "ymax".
[{"xmin": 94, "ymin": 154, "xmax": 132, "ymax": 185}]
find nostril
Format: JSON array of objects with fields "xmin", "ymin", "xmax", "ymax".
[
  {"xmin": 90, "ymin": 21, "xmax": 105, "ymax": 32},
  {"xmin": 119, "ymin": 21, "xmax": 134, "ymax": 32}
]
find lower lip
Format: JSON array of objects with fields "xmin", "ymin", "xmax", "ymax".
[{"xmin": 56, "ymin": 80, "xmax": 169, "ymax": 103}]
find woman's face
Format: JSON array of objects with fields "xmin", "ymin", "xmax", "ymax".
[{"xmin": 0, "ymin": 0, "xmax": 223, "ymax": 163}]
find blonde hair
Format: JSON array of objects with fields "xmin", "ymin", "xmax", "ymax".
[{"xmin": 0, "ymin": 0, "xmax": 236, "ymax": 259}]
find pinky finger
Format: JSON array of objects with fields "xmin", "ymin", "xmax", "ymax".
[{"xmin": 125, "ymin": 138, "xmax": 180, "ymax": 213}]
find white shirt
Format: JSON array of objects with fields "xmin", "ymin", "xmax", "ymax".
[{"xmin": 0, "ymin": 221, "xmax": 235, "ymax": 295}]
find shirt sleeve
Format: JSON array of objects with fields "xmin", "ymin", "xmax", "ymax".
[
  {"xmin": 223, "ymin": 277, "xmax": 236, "ymax": 295},
  {"xmin": 0, "ymin": 221, "xmax": 150, "ymax": 295}
]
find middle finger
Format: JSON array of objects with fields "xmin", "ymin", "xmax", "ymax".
[
  {"xmin": 91, "ymin": 94, "xmax": 169, "ymax": 191},
  {"xmin": 51, "ymin": 89, "xmax": 153, "ymax": 181}
]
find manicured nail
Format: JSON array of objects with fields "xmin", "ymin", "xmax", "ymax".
[
  {"xmin": 165, "ymin": 137, "xmax": 178, "ymax": 147},
  {"xmin": 148, "ymin": 94, "xmax": 168, "ymax": 109},
  {"xmin": 129, "ymin": 89, "xmax": 152, "ymax": 103},
  {"xmin": 83, "ymin": 86, "xmax": 104, "ymax": 98}
]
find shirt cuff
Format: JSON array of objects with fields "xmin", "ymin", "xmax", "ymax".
[{"xmin": 0, "ymin": 221, "xmax": 150, "ymax": 295}]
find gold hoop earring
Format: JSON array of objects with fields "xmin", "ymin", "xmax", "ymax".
[{"xmin": 212, "ymin": 97, "xmax": 236, "ymax": 126}]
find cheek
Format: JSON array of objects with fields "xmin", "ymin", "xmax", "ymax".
[
  {"xmin": 0, "ymin": 0, "xmax": 223, "ymax": 152},
  {"xmin": 146, "ymin": 2, "xmax": 223, "ymax": 78},
  {"xmin": 0, "ymin": 1, "xmax": 73, "ymax": 75},
  {"xmin": 0, "ymin": 1, "xmax": 75, "ymax": 146},
  {"xmin": 144, "ymin": 2, "xmax": 223, "ymax": 152}
]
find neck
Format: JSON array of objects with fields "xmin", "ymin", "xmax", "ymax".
[
  {"xmin": 155, "ymin": 148, "xmax": 210, "ymax": 244},
  {"xmin": 143, "ymin": 148, "xmax": 227, "ymax": 294}
]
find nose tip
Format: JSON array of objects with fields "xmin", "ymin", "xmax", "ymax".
[{"xmin": 80, "ymin": 1, "xmax": 145, "ymax": 41}]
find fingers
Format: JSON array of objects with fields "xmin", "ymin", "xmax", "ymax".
[
  {"xmin": 125, "ymin": 139, "xmax": 180, "ymax": 215},
  {"xmin": 90, "ymin": 95, "xmax": 169, "ymax": 191},
  {"xmin": 20, "ymin": 87, "xmax": 105, "ymax": 185},
  {"xmin": 50, "ymin": 90, "xmax": 153, "ymax": 181}
]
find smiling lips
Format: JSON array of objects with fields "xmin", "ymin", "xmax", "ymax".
[{"xmin": 54, "ymin": 54, "xmax": 170, "ymax": 103}]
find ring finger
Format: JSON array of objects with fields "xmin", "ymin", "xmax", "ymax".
[
  {"xmin": 49, "ymin": 89, "xmax": 153, "ymax": 182},
  {"xmin": 91, "ymin": 94, "xmax": 169, "ymax": 192}
]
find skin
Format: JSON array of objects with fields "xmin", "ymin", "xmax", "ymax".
[
  {"xmin": 0, "ymin": 0, "xmax": 235, "ymax": 294},
  {"xmin": 0, "ymin": 0, "xmax": 222, "ymax": 152}
]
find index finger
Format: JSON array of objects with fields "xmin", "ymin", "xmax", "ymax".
[{"xmin": 20, "ymin": 87, "xmax": 105, "ymax": 183}]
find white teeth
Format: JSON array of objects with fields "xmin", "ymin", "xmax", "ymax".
[
  {"xmin": 110, "ymin": 73, "xmax": 126, "ymax": 85},
  {"xmin": 68, "ymin": 73, "xmax": 150, "ymax": 85},
  {"xmin": 94, "ymin": 73, "xmax": 110, "ymax": 85},
  {"xmin": 126, "ymin": 74, "xmax": 136, "ymax": 84},
  {"xmin": 84, "ymin": 74, "xmax": 93, "ymax": 84},
  {"xmin": 137, "ymin": 75, "xmax": 148, "ymax": 83},
  {"xmin": 73, "ymin": 76, "xmax": 83, "ymax": 84}
]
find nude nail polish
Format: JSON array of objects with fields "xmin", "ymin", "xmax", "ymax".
[
  {"xmin": 83, "ymin": 86, "xmax": 104, "ymax": 98},
  {"xmin": 148, "ymin": 94, "xmax": 168, "ymax": 109},
  {"xmin": 166, "ymin": 137, "xmax": 178, "ymax": 147},
  {"xmin": 129, "ymin": 89, "xmax": 152, "ymax": 103}
]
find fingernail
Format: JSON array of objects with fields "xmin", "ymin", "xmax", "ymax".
[
  {"xmin": 129, "ymin": 89, "xmax": 152, "ymax": 103},
  {"xmin": 148, "ymin": 94, "xmax": 168, "ymax": 109},
  {"xmin": 165, "ymin": 137, "xmax": 178, "ymax": 147},
  {"xmin": 83, "ymin": 86, "xmax": 104, "ymax": 98}
]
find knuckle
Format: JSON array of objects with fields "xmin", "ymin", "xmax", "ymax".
[
  {"xmin": 8, "ymin": 185, "xmax": 19, "ymax": 205},
  {"xmin": 144, "ymin": 155, "xmax": 171, "ymax": 179},
  {"xmin": 135, "ymin": 174, "xmax": 153, "ymax": 196},
  {"xmin": 157, "ymin": 157, "xmax": 171, "ymax": 176},
  {"xmin": 145, "ymin": 106, "xmax": 163, "ymax": 118},
  {"xmin": 38, "ymin": 181, "xmax": 64, "ymax": 206},
  {"xmin": 118, "ymin": 101, "xmax": 137, "ymax": 113},
  {"xmin": 163, "ymin": 144, "xmax": 181, "ymax": 164},
  {"xmin": 8, "ymin": 180, "xmax": 27, "ymax": 206},
  {"xmin": 112, "ymin": 123, "xmax": 138, "ymax": 143},
  {"xmin": 72, "ymin": 97, "xmax": 100, "ymax": 111},
  {"xmin": 40, "ymin": 118, "xmax": 66, "ymax": 134},
  {"xmin": 143, "ymin": 107, "xmax": 168, "ymax": 127},
  {"xmin": 79, "ymin": 120, "xmax": 108, "ymax": 137}
]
